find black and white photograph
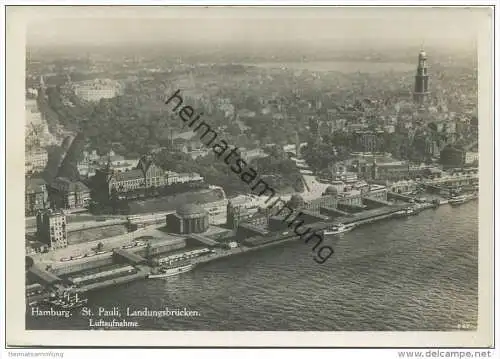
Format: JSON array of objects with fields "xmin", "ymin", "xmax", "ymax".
[{"xmin": 4, "ymin": 4, "xmax": 494, "ymax": 348}]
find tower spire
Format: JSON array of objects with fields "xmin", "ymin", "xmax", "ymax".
[{"xmin": 413, "ymin": 47, "xmax": 430, "ymax": 106}]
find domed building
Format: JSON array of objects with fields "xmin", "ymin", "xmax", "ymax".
[
  {"xmin": 166, "ymin": 204, "xmax": 209, "ymax": 234},
  {"xmin": 287, "ymin": 194, "xmax": 305, "ymax": 209}
]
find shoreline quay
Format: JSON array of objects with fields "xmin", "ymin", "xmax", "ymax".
[
  {"xmin": 30, "ymin": 198, "xmax": 484, "ymax": 306},
  {"xmin": 27, "ymin": 201, "xmax": 449, "ymax": 301}
]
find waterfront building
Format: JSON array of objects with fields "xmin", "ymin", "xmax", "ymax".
[
  {"xmin": 166, "ymin": 204, "xmax": 210, "ymax": 235},
  {"xmin": 305, "ymin": 193, "xmax": 338, "ymax": 213},
  {"xmin": 408, "ymin": 164, "xmax": 442, "ymax": 179},
  {"xmin": 373, "ymin": 160, "xmax": 411, "ymax": 181},
  {"xmin": 226, "ymin": 201, "xmax": 256, "ymax": 229},
  {"xmin": 36, "ymin": 209, "xmax": 68, "ymax": 250},
  {"xmin": 50, "ymin": 177, "xmax": 91, "ymax": 209},
  {"xmin": 201, "ymin": 199, "xmax": 229, "ymax": 225},
  {"xmin": 389, "ymin": 180, "xmax": 418, "ymax": 194},
  {"xmin": 351, "ymin": 180, "xmax": 371, "ymax": 195},
  {"xmin": 144, "ymin": 237, "xmax": 187, "ymax": 257},
  {"xmin": 337, "ymin": 190, "xmax": 364, "ymax": 207},
  {"xmin": 364, "ymin": 184, "xmax": 388, "ymax": 201},
  {"xmin": 413, "ymin": 49, "xmax": 430, "ymax": 105},
  {"xmin": 25, "ymin": 177, "xmax": 48, "ymax": 216},
  {"xmin": 354, "ymin": 157, "xmax": 412, "ymax": 182}
]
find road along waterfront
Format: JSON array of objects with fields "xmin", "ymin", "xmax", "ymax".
[{"xmin": 26, "ymin": 201, "xmax": 478, "ymax": 331}]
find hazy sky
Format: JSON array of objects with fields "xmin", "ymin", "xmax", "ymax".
[{"xmin": 26, "ymin": 7, "xmax": 488, "ymax": 49}]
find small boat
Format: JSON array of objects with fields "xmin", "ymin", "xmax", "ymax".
[
  {"xmin": 449, "ymin": 194, "xmax": 477, "ymax": 206},
  {"xmin": 323, "ymin": 223, "xmax": 355, "ymax": 235},
  {"xmin": 394, "ymin": 208, "xmax": 417, "ymax": 217},
  {"xmin": 449, "ymin": 195, "xmax": 467, "ymax": 205},
  {"xmin": 147, "ymin": 263, "xmax": 193, "ymax": 279}
]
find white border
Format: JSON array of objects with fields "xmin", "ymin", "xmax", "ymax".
[{"xmin": 2, "ymin": 1, "xmax": 497, "ymax": 351}]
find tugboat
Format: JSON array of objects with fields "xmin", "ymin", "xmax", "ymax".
[{"xmin": 323, "ymin": 223, "xmax": 356, "ymax": 236}]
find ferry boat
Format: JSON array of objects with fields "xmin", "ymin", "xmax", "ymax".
[
  {"xmin": 43, "ymin": 292, "xmax": 88, "ymax": 309},
  {"xmin": 394, "ymin": 208, "xmax": 417, "ymax": 217},
  {"xmin": 323, "ymin": 223, "xmax": 356, "ymax": 236},
  {"xmin": 147, "ymin": 263, "xmax": 194, "ymax": 279}
]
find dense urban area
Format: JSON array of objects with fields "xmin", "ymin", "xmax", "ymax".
[{"xmin": 25, "ymin": 44, "xmax": 479, "ymax": 311}]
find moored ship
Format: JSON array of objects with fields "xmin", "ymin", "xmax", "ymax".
[
  {"xmin": 394, "ymin": 208, "xmax": 417, "ymax": 218},
  {"xmin": 449, "ymin": 193, "xmax": 478, "ymax": 206},
  {"xmin": 147, "ymin": 262, "xmax": 194, "ymax": 279}
]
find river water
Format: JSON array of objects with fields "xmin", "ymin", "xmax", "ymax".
[
  {"xmin": 243, "ymin": 61, "xmax": 415, "ymax": 74},
  {"xmin": 26, "ymin": 202, "xmax": 478, "ymax": 331}
]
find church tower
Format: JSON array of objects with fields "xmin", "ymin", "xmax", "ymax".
[{"xmin": 413, "ymin": 49, "xmax": 430, "ymax": 105}]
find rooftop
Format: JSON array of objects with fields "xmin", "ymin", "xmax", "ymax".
[
  {"xmin": 112, "ymin": 169, "xmax": 144, "ymax": 182},
  {"xmin": 177, "ymin": 203, "xmax": 208, "ymax": 217},
  {"xmin": 52, "ymin": 177, "xmax": 90, "ymax": 192},
  {"xmin": 128, "ymin": 188, "xmax": 226, "ymax": 215}
]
